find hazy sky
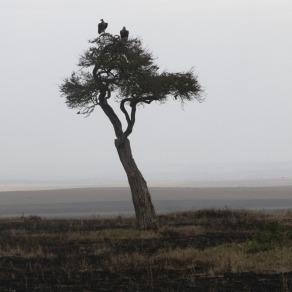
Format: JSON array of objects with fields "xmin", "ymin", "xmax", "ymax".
[{"xmin": 0, "ymin": 0, "xmax": 291, "ymax": 181}]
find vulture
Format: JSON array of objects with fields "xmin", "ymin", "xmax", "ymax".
[
  {"xmin": 98, "ymin": 19, "xmax": 108, "ymax": 34},
  {"xmin": 120, "ymin": 27, "xmax": 129, "ymax": 41}
]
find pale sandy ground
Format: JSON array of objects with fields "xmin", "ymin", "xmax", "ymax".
[
  {"xmin": 1, "ymin": 178, "xmax": 292, "ymax": 192},
  {"xmin": 0, "ymin": 179, "xmax": 291, "ymax": 205}
]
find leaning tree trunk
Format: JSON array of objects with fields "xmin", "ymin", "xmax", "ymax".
[{"xmin": 115, "ymin": 138, "xmax": 157, "ymax": 229}]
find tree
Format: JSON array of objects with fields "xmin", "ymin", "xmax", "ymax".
[{"xmin": 60, "ymin": 32, "xmax": 203, "ymax": 229}]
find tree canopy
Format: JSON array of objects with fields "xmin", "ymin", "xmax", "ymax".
[{"xmin": 60, "ymin": 33, "xmax": 203, "ymax": 140}]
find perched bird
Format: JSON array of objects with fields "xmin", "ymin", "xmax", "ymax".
[
  {"xmin": 120, "ymin": 27, "xmax": 129, "ymax": 41},
  {"xmin": 98, "ymin": 19, "xmax": 108, "ymax": 34}
]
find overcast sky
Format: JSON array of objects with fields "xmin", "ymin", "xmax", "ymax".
[{"xmin": 0, "ymin": 0, "xmax": 291, "ymax": 181}]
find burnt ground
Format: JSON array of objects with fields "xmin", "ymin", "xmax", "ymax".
[{"xmin": 0, "ymin": 209, "xmax": 292, "ymax": 291}]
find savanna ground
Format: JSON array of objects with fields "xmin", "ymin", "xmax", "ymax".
[{"xmin": 0, "ymin": 209, "xmax": 292, "ymax": 291}]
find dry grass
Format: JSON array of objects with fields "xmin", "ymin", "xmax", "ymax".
[
  {"xmin": 65, "ymin": 228, "xmax": 160, "ymax": 242},
  {"xmin": 104, "ymin": 242, "xmax": 292, "ymax": 275},
  {"xmin": 1, "ymin": 209, "xmax": 292, "ymax": 290},
  {"xmin": 0, "ymin": 244, "xmax": 55, "ymax": 259}
]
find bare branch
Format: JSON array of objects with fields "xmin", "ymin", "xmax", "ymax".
[
  {"xmin": 78, "ymin": 105, "xmax": 96, "ymax": 117},
  {"xmin": 120, "ymin": 98, "xmax": 133, "ymax": 124},
  {"xmin": 123, "ymin": 102, "xmax": 137, "ymax": 139},
  {"xmin": 99, "ymin": 92, "xmax": 124, "ymax": 138}
]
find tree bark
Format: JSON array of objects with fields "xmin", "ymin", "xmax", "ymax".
[
  {"xmin": 115, "ymin": 138, "xmax": 158, "ymax": 229},
  {"xmin": 99, "ymin": 92, "xmax": 157, "ymax": 229}
]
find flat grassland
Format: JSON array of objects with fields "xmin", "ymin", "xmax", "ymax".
[{"xmin": 1, "ymin": 209, "xmax": 292, "ymax": 291}]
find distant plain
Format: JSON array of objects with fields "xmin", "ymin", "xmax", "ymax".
[{"xmin": 1, "ymin": 179, "xmax": 291, "ymax": 218}]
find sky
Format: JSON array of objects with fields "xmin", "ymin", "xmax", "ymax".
[{"xmin": 0, "ymin": 0, "xmax": 291, "ymax": 182}]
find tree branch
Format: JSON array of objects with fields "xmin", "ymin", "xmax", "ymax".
[
  {"xmin": 78, "ymin": 105, "xmax": 96, "ymax": 117},
  {"xmin": 123, "ymin": 101, "xmax": 137, "ymax": 139},
  {"xmin": 119, "ymin": 96, "xmax": 155, "ymax": 140},
  {"xmin": 99, "ymin": 91, "xmax": 123, "ymax": 138},
  {"xmin": 120, "ymin": 98, "xmax": 133, "ymax": 124},
  {"xmin": 133, "ymin": 96, "xmax": 156, "ymax": 105}
]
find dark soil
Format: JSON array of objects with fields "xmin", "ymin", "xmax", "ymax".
[{"xmin": 1, "ymin": 210, "xmax": 292, "ymax": 291}]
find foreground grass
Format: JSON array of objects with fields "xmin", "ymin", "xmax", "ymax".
[{"xmin": 0, "ymin": 209, "xmax": 292, "ymax": 290}]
